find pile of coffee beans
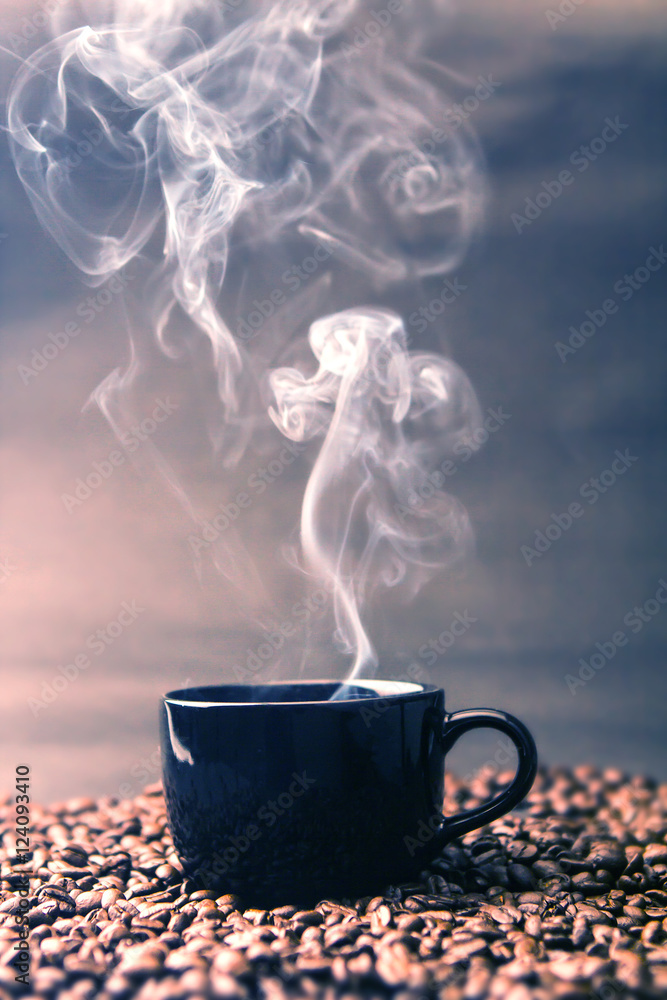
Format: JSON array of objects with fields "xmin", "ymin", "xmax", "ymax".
[{"xmin": 1, "ymin": 765, "xmax": 666, "ymax": 999}]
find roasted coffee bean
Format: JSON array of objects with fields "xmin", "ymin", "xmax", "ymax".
[
  {"xmin": 508, "ymin": 841, "xmax": 538, "ymax": 863},
  {"xmin": 323, "ymin": 925, "xmax": 354, "ymax": 948},
  {"xmin": 31, "ymin": 967, "xmax": 68, "ymax": 994},
  {"xmin": 402, "ymin": 896, "xmax": 426, "ymax": 912},
  {"xmin": 99, "ymin": 853, "xmax": 132, "ymax": 879},
  {"xmin": 559, "ymin": 855, "xmax": 593, "ymax": 874},
  {"xmin": 57, "ymin": 845, "xmax": 90, "ymax": 868},
  {"xmin": 644, "ymin": 844, "xmax": 667, "ymax": 865},
  {"xmin": 586, "ymin": 841, "xmax": 627, "ymax": 873},
  {"xmin": 188, "ymin": 889, "xmax": 217, "ymax": 902},
  {"xmin": 396, "ymin": 913, "xmax": 425, "ymax": 932},
  {"xmin": 507, "ymin": 863, "xmax": 535, "ymax": 890},
  {"xmin": 370, "ymin": 904, "xmax": 393, "ymax": 931},
  {"xmin": 292, "ymin": 909, "xmax": 324, "ymax": 927},
  {"xmin": 524, "ymin": 915, "xmax": 542, "ymax": 938},
  {"xmin": 154, "ymin": 864, "xmax": 179, "ymax": 882},
  {"xmin": 0, "ymin": 895, "xmax": 28, "ymax": 915},
  {"xmin": 571, "ymin": 872, "xmax": 609, "ymax": 895},
  {"xmin": 532, "ymin": 859, "xmax": 563, "ymax": 878},
  {"xmin": 209, "ymin": 971, "xmax": 248, "ymax": 998},
  {"xmin": 40, "ymin": 887, "xmax": 77, "ymax": 917},
  {"xmin": 75, "ymin": 890, "xmax": 105, "ymax": 914},
  {"xmin": 374, "ymin": 943, "xmax": 411, "ymax": 984},
  {"xmin": 125, "ymin": 882, "xmax": 158, "ymax": 899}
]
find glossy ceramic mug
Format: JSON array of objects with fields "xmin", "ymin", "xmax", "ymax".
[{"xmin": 161, "ymin": 681, "xmax": 537, "ymax": 905}]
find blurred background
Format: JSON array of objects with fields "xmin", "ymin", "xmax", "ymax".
[{"xmin": 1, "ymin": 0, "xmax": 666, "ymax": 802}]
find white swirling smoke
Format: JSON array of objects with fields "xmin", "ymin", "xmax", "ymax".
[{"xmin": 7, "ymin": 0, "xmax": 485, "ymax": 683}]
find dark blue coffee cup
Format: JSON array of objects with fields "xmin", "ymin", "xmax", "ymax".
[{"xmin": 161, "ymin": 681, "xmax": 537, "ymax": 905}]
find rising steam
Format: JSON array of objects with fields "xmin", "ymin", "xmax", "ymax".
[{"xmin": 7, "ymin": 0, "xmax": 485, "ymax": 683}]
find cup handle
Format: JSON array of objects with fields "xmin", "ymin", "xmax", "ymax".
[{"xmin": 437, "ymin": 708, "xmax": 538, "ymax": 840}]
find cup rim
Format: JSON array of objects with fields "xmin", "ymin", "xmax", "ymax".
[{"xmin": 163, "ymin": 679, "xmax": 438, "ymax": 707}]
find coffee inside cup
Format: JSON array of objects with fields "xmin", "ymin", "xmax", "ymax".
[{"xmin": 165, "ymin": 680, "xmax": 424, "ymax": 704}]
